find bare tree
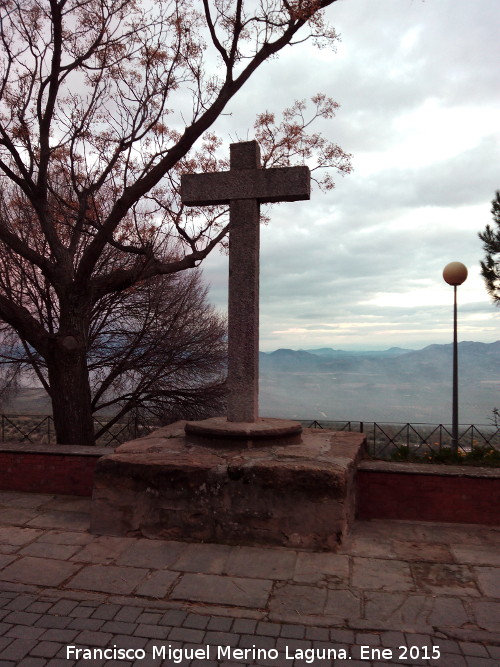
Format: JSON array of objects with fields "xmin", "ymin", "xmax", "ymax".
[
  {"xmin": 0, "ymin": 264, "xmax": 227, "ymax": 435},
  {"xmin": 0, "ymin": 0, "xmax": 350, "ymax": 444}
]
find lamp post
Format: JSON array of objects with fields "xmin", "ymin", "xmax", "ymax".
[{"xmin": 442, "ymin": 262, "xmax": 468, "ymax": 455}]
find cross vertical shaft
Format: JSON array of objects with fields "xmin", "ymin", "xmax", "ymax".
[
  {"xmin": 227, "ymin": 143, "xmax": 261, "ymax": 422},
  {"xmin": 180, "ymin": 140, "xmax": 310, "ymax": 425}
]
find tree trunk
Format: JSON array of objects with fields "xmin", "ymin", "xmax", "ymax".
[{"xmin": 46, "ymin": 340, "xmax": 96, "ymax": 446}]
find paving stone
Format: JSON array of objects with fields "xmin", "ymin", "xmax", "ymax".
[
  {"xmin": 4, "ymin": 595, "xmax": 38, "ymax": 611},
  {"xmin": 47, "ymin": 599, "xmax": 80, "ymax": 616},
  {"xmin": 27, "ymin": 511, "xmax": 89, "ymax": 531},
  {"xmin": 108, "ymin": 634, "xmax": 149, "ymax": 650},
  {"xmin": 432, "ymin": 638, "xmax": 461, "ymax": 654},
  {"xmin": 5, "ymin": 625, "xmax": 45, "ymax": 640},
  {"xmin": 256, "ymin": 621, "xmax": 282, "ymax": 637},
  {"xmin": 0, "ymin": 492, "xmax": 53, "ymax": 508},
  {"xmin": 30, "ymin": 642, "xmax": 62, "ymax": 658},
  {"xmin": 34, "ymin": 615, "xmax": 71, "ymax": 630},
  {"xmin": 0, "ymin": 508, "xmax": 39, "ymax": 525},
  {"xmin": 0, "ymin": 638, "xmax": 38, "ymax": 661},
  {"xmin": 25, "ymin": 602, "xmax": 53, "ymax": 614},
  {"xmin": 76, "ymin": 630, "xmax": 114, "ymax": 646},
  {"xmin": 430, "ymin": 597, "xmax": 473, "ymax": 632},
  {"xmin": 172, "ymin": 573, "xmax": 272, "ymax": 608},
  {"xmin": 168, "ymin": 626, "xmax": 206, "ymax": 643},
  {"xmin": 182, "ymin": 613, "xmax": 210, "ymax": 630},
  {"xmin": 114, "ymin": 606, "xmax": 143, "ymax": 623},
  {"xmin": 460, "ymin": 641, "xmax": 491, "ymax": 657},
  {"xmin": 70, "ymin": 605, "xmax": 96, "ymax": 619},
  {"xmin": 20, "ymin": 543, "xmax": 80, "ymax": 560},
  {"xmin": 134, "ymin": 570, "xmax": 179, "ymax": 598},
  {"xmin": 293, "ymin": 552, "xmax": 349, "ymax": 583},
  {"xmin": 170, "ymin": 542, "xmax": 233, "ymax": 574},
  {"xmin": 44, "ymin": 497, "xmax": 91, "ymax": 513},
  {"xmin": 206, "ymin": 616, "xmax": 233, "ymax": 632},
  {"xmin": 34, "ymin": 531, "xmax": 92, "ymax": 546},
  {"xmin": 451, "ymin": 545, "xmax": 500, "ymax": 566},
  {"xmin": 380, "ymin": 631, "xmax": 406, "ymax": 648},
  {"xmin": 0, "ymin": 491, "xmax": 498, "ymax": 667},
  {"xmin": 66, "ymin": 564, "xmax": 149, "ymax": 595},
  {"xmin": 268, "ymin": 583, "xmax": 327, "ymax": 619},
  {"xmin": 136, "ymin": 611, "xmax": 162, "ymax": 624},
  {"xmin": 101, "ymin": 620, "xmax": 138, "ymax": 635},
  {"xmin": 352, "ymin": 557, "xmax": 413, "ymax": 591},
  {"xmin": 474, "ymin": 566, "xmax": 500, "ymax": 598},
  {"xmin": 224, "ymin": 546, "xmax": 297, "ymax": 580},
  {"xmin": 304, "ymin": 626, "xmax": 330, "ymax": 641},
  {"xmin": 0, "ymin": 557, "xmax": 81, "ymax": 587},
  {"xmin": 279, "ymin": 624, "xmax": 306, "ymax": 639},
  {"xmin": 67, "ymin": 617, "xmax": 105, "ymax": 631},
  {"xmin": 390, "ymin": 540, "xmax": 453, "ymax": 563},
  {"xmin": 70, "ymin": 536, "xmax": 131, "ymax": 564},
  {"xmin": 0, "ymin": 637, "xmax": 13, "ymax": 652},
  {"xmin": 324, "ymin": 588, "xmax": 362, "ymax": 622},
  {"xmin": 0, "ymin": 554, "xmax": 18, "ymax": 570},
  {"xmin": 3, "ymin": 610, "xmax": 43, "ymax": 626},
  {"xmin": 403, "ymin": 631, "xmax": 433, "ymax": 649},
  {"xmin": 39, "ymin": 629, "xmax": 79, "ymax": 643},
  {"xmin": 92, "ymin": 603, "xmax": 122, "ymax": 620},
  {"xmin": 232, "ymin": 618, "xmax": 257, "ymax": 634},
  {"xmin": 17, "ymin": 659, "xmax": 48, "ymax": 667},
  {"xmin": 134, "ymin": 623, "xmax": 170, "ymax": 639},
  {"xmin": 464, "ymin": 658, "xmax": 497, "ymax": 667},
  {"xmin": 356, "ymin": 631, "xmax": 381, "ymax": 646},
  {"xmin": 117, "ymin": 539, "xmax": 186, "ymax": 568},
  {"xmin": 204, "ymin": 630, "xmax": 239, "ymax": 647},
  {"xmin": 276, "ymin": 636, "xmax": 311, "ymax": 650},
  {"xmin": 364, "ymin": 592, "xmax": 469, "ymax": 631},
  {"xmin": 470, "ymin": 600, "xmax": 500, "ymax": 633},
  {"xmin": 239, "ymin": 634, "xmax": 277, "ymax": 650},
  {"xmin": 411, "ymin": 563, "xmax": 480, "ymax": 597},
  {"xmin": 0, "ymin": 545, "xmax": 20, "ymax": 555}
]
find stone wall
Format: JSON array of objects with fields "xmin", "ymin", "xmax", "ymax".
[
  {"xmin": 357, "ymin": 460, "xmax": 500, "ymax": 525},
  {"xmin": 1, "ymin": 442, "xmax": 499, "ymax": 528},
  {"xmin": 0, "ymin": 443, "xmax": 108, "ymax": 496}
]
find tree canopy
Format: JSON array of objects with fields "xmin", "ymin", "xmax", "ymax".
[
  {"xmin": 479, "ymin": 191, "xmax": 500, "ymax": 303},
  {"xmin": 0, "ymin": 0, "xmax": 350, "ymax": 444}
]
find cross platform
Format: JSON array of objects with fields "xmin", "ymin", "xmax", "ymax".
[{"xmin": 90, "ymin": 421, "xmax": 366, "ymax": 551}]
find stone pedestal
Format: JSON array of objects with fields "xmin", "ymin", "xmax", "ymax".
[{"xmin": 90, "ymin": 420, "xmax": 366, "ymax": 551}]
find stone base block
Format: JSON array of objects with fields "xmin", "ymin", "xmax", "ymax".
[{"xmin": 90, "ymin": 422, "xmax": 366, "ymax": 551}]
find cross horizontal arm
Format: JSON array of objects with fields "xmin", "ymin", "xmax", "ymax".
[{"xmin": 181, "ymin": 165, "xmax": 310, "ymax": 206}]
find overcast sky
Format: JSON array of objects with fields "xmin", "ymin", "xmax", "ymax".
[{"xmin": 199, "ymin": 0, "xmax": 500, "ymax": 352}]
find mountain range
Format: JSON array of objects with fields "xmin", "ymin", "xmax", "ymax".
[
  {"xmin": 258, "ymin": 341, "xmax": 500, "ymax": 425},
  {"xmin": 3, "ymin": 341, "xmax": 499, "ymax": 427}
]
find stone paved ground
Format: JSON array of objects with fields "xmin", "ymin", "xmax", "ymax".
[{"xmin": 0, "ymin": 491, "xmax": 498, "ymax": 666}]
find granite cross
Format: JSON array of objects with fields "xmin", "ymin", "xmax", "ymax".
[{"xmin": 181, "ymin": 140, "xmax": 310, "ymax": 423}]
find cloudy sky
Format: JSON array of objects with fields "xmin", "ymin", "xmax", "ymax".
[{"xmin": 199, "ymin": 0, "xmax": 500, "ymax": 352}]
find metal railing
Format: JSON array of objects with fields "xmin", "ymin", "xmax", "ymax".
[
  {"xmin": 1, "ymin": 413, "xmax": 499, "ymax": 458},
  {"xmin": 0, "ymin": 413, "xmax": 153, "ymax": 446},
  {"xmin": 301, "ymin": 420, "xmax": 500, "ymax": 459}
]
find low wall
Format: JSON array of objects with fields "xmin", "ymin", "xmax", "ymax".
[
  {"xmin": 0, "ymin": 442, "xmax": 109, "ymax": 497},
  {"xmin": 0, "ymin": 443, "xmax": 499, "ymax": 527},
  {"xmin": 356, "ymin": 460, "xmax": 500, "ymax": 526}
]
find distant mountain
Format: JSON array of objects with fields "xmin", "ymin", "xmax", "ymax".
[
  {"xmin": 259, "ymin": 341, "xmax": 500, "ymax": 424},
  {"xmin": 302, "ymin": 347, "xmax": 413, "ymax": 358}
]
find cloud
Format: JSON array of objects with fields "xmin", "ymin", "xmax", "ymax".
[{"xmin": 199, "ymin": 0, "xmax": 500, "ymax": 351}]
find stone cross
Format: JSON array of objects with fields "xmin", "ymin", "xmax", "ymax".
[{"xmin": 181, "ymin": 141, "xmax": 310, "ymax": 423}]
